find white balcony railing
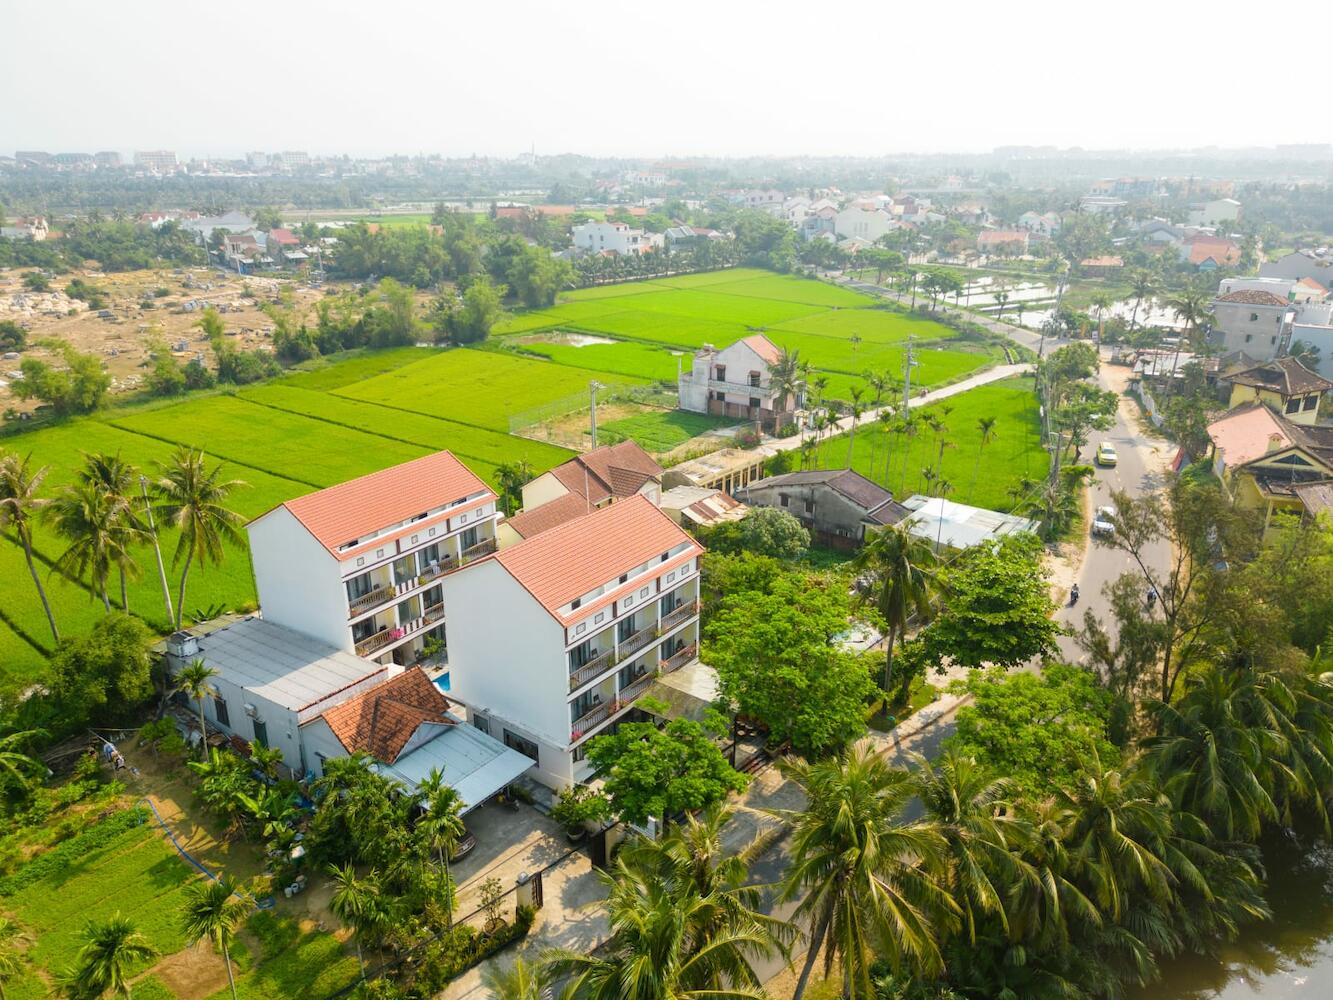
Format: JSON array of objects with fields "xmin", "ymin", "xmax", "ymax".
[{"xmin": 348, "ymin": 584, "xmax": 396, "ymax": 618}]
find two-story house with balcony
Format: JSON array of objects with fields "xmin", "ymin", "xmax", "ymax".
[
  {"xmin": 246, "ymin": 450, "xmax": 500, "ymax": 669},
  {"xmin": 678, "ymin": 333, "xmax": 800, "ymax": 431},
  {"xmin": 438, "ymin": 495, "xmax": 704, "ymax": 789}
]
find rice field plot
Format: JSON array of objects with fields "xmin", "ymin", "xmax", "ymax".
[
  {"xmin": 111, "ymin": 395, "xmax": 430, "ymax": 489},
  {"xmin": 335, "ymin": 348, "xmax": 649, "ymax": 430},
  {"xmin": 647, "ymin": 267, "xmax": 771, "ymax": 289},
  {"xmin": 599, "ymin": 410, "xmax": 737, "ymax": 453},
  {"xmin": 704, "ymin": 275, "xmax": 877, "ymax": 308},
  {"xmin": 813, "ymin": 377, "xmax": 1042, "ymax": 512},
  {"xmin": 554, "ymin": 308, "xmax": 752, "ymax": 350},
  {"xmin": 511, "ymin": 338, "xmax": 686, "ymax": 383},
  {"xmin": 759, "ymin": 328, "xmax": 992, "ymax": 384},
  {"xmin": 492, "ymin": 300, "xmax": 632, "ymax": 336},
  {"xmin": 772, "ymin": 306, "xmax": 959, "ymax": 345},
  {"xmin": 277, "ymin": 345, "xmax": 443, "ymax": 391},
  {"xmin": 0, "ymin": 618, "xmax": 50, "ymax": 688},
  {"xmin": 235, "ymin": 384, "xmax": 573, "ymax": 472},
  {"xmin": 599, "ymin": 288, "xmax": 826, "ymax": 327},
  {"xmin": 557, "ymin": 280, "xmax": 673, "ymax": 301},
  {"xmin": 7, "ymin": 822, "xmax": 197, "ymax": 980}
]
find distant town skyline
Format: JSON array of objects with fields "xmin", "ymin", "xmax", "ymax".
[{"xmin": 5, "ymin": 0, "xmax": 1330, "ymax": 158}]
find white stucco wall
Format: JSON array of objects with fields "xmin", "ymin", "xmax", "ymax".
[
  {"xmin": 207, "ymin": 674, "xmax": 305, "ymax": 772},
  {"xmin": 521, "ymin": 471, "xmax": 570, "ymax": 510},
  {"xmin": 438, "ymin": 561, "xmax": 573, "ymax": 787},
  {"xmin": 247, "ymin": 507, "xmax": 348, "ymax": 649}
]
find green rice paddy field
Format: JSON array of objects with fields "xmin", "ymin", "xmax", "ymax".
[
  {"xmin": 0, "ymin": 269, "xmax": 1014, "ymax": 688},
  {"xmin": 499, "ymin": 267, "xmax": 1000, "ymax": 393},
  {"xmin": 814, "ymin": 377, "xmax": 1043, "ymax": 513}
]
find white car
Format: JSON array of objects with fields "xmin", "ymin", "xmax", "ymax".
[{"xmin": 1091, "ymin": 506, "xmax": 1116, "ymax": 538}]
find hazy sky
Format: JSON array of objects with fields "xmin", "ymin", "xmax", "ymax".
[{"xmin": 4, "ymin": 0, "xmax": 1328, "ymax": 159}]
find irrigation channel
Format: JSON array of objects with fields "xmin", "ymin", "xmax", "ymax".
[{"xmin": 1129, "ymin": 830, "xmax": 1333, "ymax": 998}]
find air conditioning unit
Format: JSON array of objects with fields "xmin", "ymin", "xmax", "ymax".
[
  {"xmin": 243, "ymin": 703, "xmax": 258, "ymax": 719},
  {"xmin": 166, "ymin": 632, "xmax": 198, "ymax": 658}
]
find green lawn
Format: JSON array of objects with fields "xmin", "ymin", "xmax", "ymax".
[
  {"xmin": 0, "ymin": 619, "xmax": 48, "ymax": 688},
  {"xmin": 812, "ymin": 377, "xmax": 1042, "ymax": 512},
  {"xmin": 334, "ymin": 347, "xmax": 649, "ymax": 430},
  {"xmin": 600, "ymin": 410, "xmax": 737, "ymax": 453}
]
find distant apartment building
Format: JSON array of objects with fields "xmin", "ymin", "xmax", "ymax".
[
  {"xmin": 14, "ymin": 150, "xmax": 51, "ymax": 166},
  {"xmin": 134, "ymin": 150, "xmax": 178, "ymax": 173},
  {"xmin": 1187, "ymin": 198, "xmax": 1241, "ymax": 228},
  {"xmin": 246, "ymin": 151, "xmax": 270, "ymax": 170},
  {"xmin": 571, "ymin": 220, "xmax": 657, "ymax": 256},
  {"xmin": 278, "ymin": 150, "xmax": 310, "ymax": 169},
  {"xmin": 439, "ymin": 495, "xmax": 704, "ymax": 788},
  {"xmin": 94, "ymin": 151, "xmax": 122, "ymax": 168},
  {"xmin": 834, "ymin": 204, "xmax": 896, "ymax": 242},
  {"xmin": 1261, "ymin": 249, "xmax": 1333, "ymax": 291},
  {"xmin": 246, "ymin": 450, "xmax": 500, "ymax": 668},
  {"xmin": 678, "ymin": 333, "xmax": 801, "ymax": 429}
]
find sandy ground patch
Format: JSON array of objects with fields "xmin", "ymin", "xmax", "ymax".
[{"xmin": 147, "ymin": 940, "xmax": 233, "ymax": 1000}]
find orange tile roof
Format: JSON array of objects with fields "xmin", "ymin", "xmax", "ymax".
[
  {"xmin": 493, "ymin": 494, "xmax": 702, "ymax": 620},
  {"xmin": 549, "ymin": 441, "xmax": 662, "ymax": 505},
  {"xmin": 505, "ymin": 491, "xmax": 591, "ymax": 539},
  {"xmin": 1187, "ymin": 238, "xmax": 1240, "ymax": 266},
  {"xmin": 320, "ymin": 667, "xmax": 454, "ymax": 764},
  {"xmin": 1207, "ymin": 402, "xmax": 1290, "ymax": 468},
  {"xmin": 740, "ymin": 333, "xmax": 782, "ymax": 365},
  {"xmin": 270, "ymin": 451, "xmax": 493, "ymax": 557}
]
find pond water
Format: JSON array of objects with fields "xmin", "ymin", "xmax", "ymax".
[
  {"xmin": 521, "ymin": 331, "xmax": 617, "ymax": 347},
  {"xmin": 1132, "ymin": 832, "xmax": 1333, "ymax": 999}
]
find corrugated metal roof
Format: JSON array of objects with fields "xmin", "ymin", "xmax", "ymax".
[
  {"xmin": 377, "ymin": 719, "xmax": 534, "ymax": 813},
  {"xmin": 901, "ymin": 495, "xmax": 1039, "ymax": 549},
  {"xmin": 191, "ymin": 617, "xmax": 385, "ymax": 712}
]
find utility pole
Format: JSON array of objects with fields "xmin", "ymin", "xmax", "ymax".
[
  {"xmin": 902, "ymin": 336, "xmax": 915, "ymax": 408},
  {"xmin": 589, "ymin": 380, "xmax": 604, "ymax": 449},
  {"xmin": 140, "ymin": 474, "xmax": 174, "ymax": 624}
]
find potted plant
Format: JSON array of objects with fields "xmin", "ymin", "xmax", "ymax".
[{"xmin": 551, "ymin": 784, "xmax": 610, "ymax": 844}]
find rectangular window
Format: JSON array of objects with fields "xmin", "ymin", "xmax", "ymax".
[
  {"xmin": 392, "ymin": 555, "xmax": 415, "ymax": 586},
  {"xmin": 804, "ymin": 499, "xmax": 815, "ymax": 514},
  {"xmin": 571, "ymin": 639, "xmax": 593, "ymax": 668},
  {"xmin": 749, "ymin": 397, "xmax": 761, "ymax": 409},
  {"xmin": 471, "ymin": 714, "xmax": 489, "ymax": 735},
  {"xmin": 420, "ymin": 542, "xmax": 441, "ymax": 566},
  {"xmin": 779, "ymin": 493, "xmax": 789, "ymax": 507},
  {"xmin": 461, "ymin": 525, "xmax": 479, "ymax": 550},
  {"xmin": 352, "ymin": 617, "xmax": 378, "ymax": 643},
  {"xmin": 748, "ymin": 370, "xmax": 761, "ymax": 387},
  {"xmin": 346, "ymin": 572, "xmax": 375, "ymax": 601},
  {"xmin": 1304, "ymin": 395, "xmax": 1319, "ymax": 411},
  {"xmin": 714, "ymin": 365, "xmax": 726, "ymax": 382},
  {"xmin": 212, "ymin": 695, "xmax": 229, "ymax": 727},
  {"xmin": 252, "ymin": 719, "xmax": 269, "ymax": 749},
  {"xmin": 1286, "ymin": 398, "xmax": 1301, "ymax": 414},
  {"xmin": 618, "ymin": 616, "xmax": 636, "ymax": 643},
  {"xmin": 504, "ymin": 729, "xmax": 539, "ymax": 761}
]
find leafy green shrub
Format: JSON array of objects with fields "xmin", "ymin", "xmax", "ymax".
[
  {"xmin": 0, "ymin": 805, "xmax": 148, "ymax": 895},
  {"xmin": 412, "ymin": 905, "xmax": 535, "ymax": 991}
]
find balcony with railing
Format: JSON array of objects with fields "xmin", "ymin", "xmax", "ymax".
[
  {"xmin": 569, "ymin": 671, "xmax": 657, "ymax": 745},
  {"xmin": 355, "ymin": 626, "xmax": 398, "ymax": 658},
  {"xmin": 617, "ymin": 619, "xmax": 660, "ymax": 661},
  {"xmin": 659, "ymin": 599, "xmax": 700, "ymax": 636},
  {"xmin": 569, "ymin": 646, "xmax": 617, "ymax": 692},
  {"xmin": 348, "ymin": 583, "xmax": 397, "ymax": 619},
  {"xmin": 354, "ymin": 601, "xmax": 445, "ymax": 658},
  {"xmin": 661, "ymin": 642, "xmax": 698, "ymax": 675}
]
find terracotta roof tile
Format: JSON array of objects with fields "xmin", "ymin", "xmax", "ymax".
[
  {"xmin": 320, "ymin": 667, "xmax": 455, "ymax": 764},
  {"xmin": 548, "ymin": 441, "xmax": 661, "ymax": 504},
  {"xmin": 271, "ymin": 451, "xmax": 493, "ymax": 557},
  {"xmin": 493, "ymin": 494, "xmax": 701, "ymax": 620},
  {"xmin": 740, "ymin": 334, "xmax": 783, "ymax": 365},
  {"xmin": 1217, "ymin": 289, "xmax": 1288, "ymax": 307},
  {"xmin": 1228, "ymin": 356, "xmax": 1333, "ymax": 396},
  {"xmin": 505, "ymin": 492, "xmax": 591, "ymax": 539}
]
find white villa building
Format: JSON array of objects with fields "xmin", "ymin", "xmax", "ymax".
[
  {"xmin": 439, "ymin": 496, "xmax": 703, "ymax": 789},
  {"xmin": 678, "ymin": 333, "xmax": 801, "ymax": 430},
  {"xmin": 246, "ymin": 450, "xmax": 499, "ymax": 666},
  {"xmin": 570, "ymin": 220, "xmax": 658, "ymax": 256}
]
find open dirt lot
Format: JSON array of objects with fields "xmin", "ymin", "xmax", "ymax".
[{"xmin": 0, "ymin": 265, "xmax": 324, "ymax": 414}]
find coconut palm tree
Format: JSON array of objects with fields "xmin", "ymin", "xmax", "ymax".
[
  {"xmin": 1090, "ymin": 292, "xmax": 1113, "ymax": 342},
  {"xmin": 327, "ymin": 863, "xmax": 386, "ymax": 979},
  {"xmin": 483, "ymin": 956, "xmax": 550, "ymax": 1000},
  {"xmin": 1005, "ymin": 799, "xmax": 1101, "ymax": 952},
  {"xmin": 1128, "ymin": 271, "xmax": 1154, "ymax": 332},
  {"xmin": 970, "ymin": 417, "xmax": 998, "ymax": 503},
  {"xmin": 0, "ymin": 916, "xmax": 29, "ymax": 1000},
  {"xmin": 154, "ymin": 448, "xmax": 246, "ymax": 630},
  {"xmin": 415, "ymin": 768, "xmax": 466, "ymax": 926},
  {"xmin": 79, "ymin": 452, "xmax": 147, "ymax": 612},
  {"xmin": 852, "ymin": 522, "xmax": 938, "ymax": 695},
  {"xmin": 47, "ymin": 478, "xmax": 128, "ymax": 612},
  {"xmin": 778, "ymin": 743, "xmax": 956, "ymax": 1000},
  {"xmin": 896, "ymin": 417, "xmax": 919, "ymax": 498},
  {"xmin": 767, "ymin": 347, "xmax": 805, "ymax": 420},
  {"xmin": 1166, "ymin": 289, "xmax": 1211, "ymax": 379},
  {"xmin": 546, "ymin": 808, "xmax": 786, "ymax": 999},
  {"xmin": 993, "ymin": 288, "xmax": 1010, "ymax": 320},
  {"xmin": 910, "ymin": 751, "xmax": 1022, "ymax": 944},
  {"xmin": 934, "ymin": 480, "xmax": 954, "ymax": 550},
  {"xmin": 845, "ymin": 386, "xmax": 865, "ymax": 468},
  {"xmin": 174, "ymin": 659, "xmax": 218, "ymax": 761},
  {"xmin": 0, "ymin": 730, "xmax": 44, "ymax": 789},
  {"xmin": 61, "ymin": 913, "xmax": 157, "ymax": 999},
  {"xmin": 181, "ymin": 876, "xmax": 250, "ymax": 1000},
  {"xmin": 0, "ymin": 451, "xmax": 59, "ymax": 643},
  {"xmin": 875, "ymin": 409, "xmax": 896, "ymax": 485}
]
